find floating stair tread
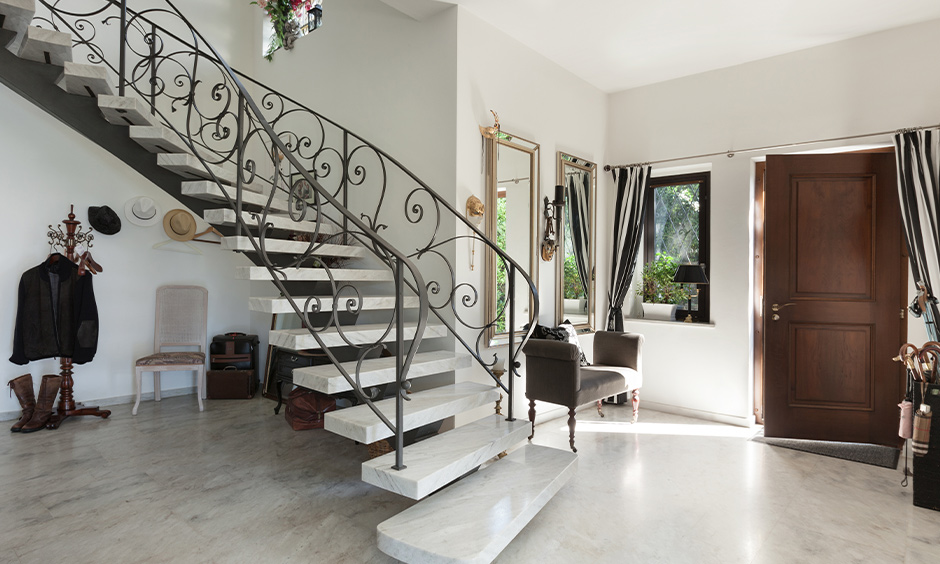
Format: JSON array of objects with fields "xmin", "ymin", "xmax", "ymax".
[
  {"xmin": 249, "ymin": 293, "xmax": 413, "ymax": 315},
  {"xmin": 0, "ymin": 0, "xmax": 36, "ymax": 52},
  {"xmin": 363, "ymin": 414, "xmax": 530, "ymax": 500},
  {"xmin": 235, "ymin": 266, "xmax": 392, "ymax": 282},
  {"xmin": 377, "ymin": 444, "xmax": 577, "ymax": 564},
  {"xmin": 294, "ymin": 351, "xmax": 471, "ymax": 395},
  {"xmin": 204, "ymin": 208, "xmax": 338, "ymax": 235},
  {"xmin": 98, "ymin": 95, "xmax": 159, "ymax": 127},
  {"xmin": 325, "ymin": 381, "xmax": 499, "ymax": 444},
  {"xmin": 157, "ymin": 153, "xmax": 236, "ymax": 185},
  {"xmin": 182, "ymin": 182, "xmax": 278, "ymax": 211},
  {"xmin": 223, "ymin": 237, "xmax": 365, "ymax": 257},
  {"xmin": 129, "ymin": 125, "xmax": 191, "ymax": 154},
  {"xmin": 56, "ymin": 61, "xmax": 113, "ymax": 97},
  {"xmin": 269, "ymin": 323, "xmax": 448, "ymax": 352},
  {"xmin": 17, "ymin": 25, "xmax": 71, "ymax": 66}
]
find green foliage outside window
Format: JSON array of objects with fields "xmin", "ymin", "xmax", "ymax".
[
  {"xmin": 637, "ymin": 253, "xmax": 685, "ymax": 305},
  {"xmin": 495, "ymin": 196, "xmax": 507, "ymax": 333}
]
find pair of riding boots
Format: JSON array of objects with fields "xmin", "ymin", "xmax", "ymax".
[{"xmin": 7, "ymin": 374, "xmax": 62, "ymax": 433}]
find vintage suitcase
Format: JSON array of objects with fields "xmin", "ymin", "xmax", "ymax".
[
  {"xmin": 210, "ymin": 333, "xmax": 259, "ymax": 372},
  {"xmin": 913, "ymin": 382, "xmax": 940, "ymax": 511},
  {"xmin": 206, "ymin": 367, "xmax": 257, "ymax": 400}
]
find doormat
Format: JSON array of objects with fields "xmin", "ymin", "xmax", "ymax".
[{"xmin": 751, "ymin": 431, "xmax": 900, "ymax": 469}]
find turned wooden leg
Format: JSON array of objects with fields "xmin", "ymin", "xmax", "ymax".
[
  {"xmin": 528, "ymin": 399, "xmax": 536, "ymax": 440},
  {"xmin": 596, "ymin": 399, "xmax": 605, "ymax": 418},
  {"xmin": 632, "ymin": 389, "xmax": 640, "ymax": 423},
  {"xmin": 568, "ymin": 408, "xmax": 578, "ymax": 453}
]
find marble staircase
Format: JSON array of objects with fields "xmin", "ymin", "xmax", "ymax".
[{"xmin": 0, "ymin": 6, "xmax": 576, "ymax": 561}]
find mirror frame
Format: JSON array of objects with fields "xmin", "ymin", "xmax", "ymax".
[
  {"xmin": 555, "ymin": 152, "xmax": 597, "ymax": 333},
  {"xmin": 484, "ymin": 131, "xmax": 540, "ymax": 347}
]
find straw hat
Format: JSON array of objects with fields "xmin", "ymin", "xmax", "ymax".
[
  {"xmin": 124, "ymin": 197, "xmax": 161, "ymax": 227},
  {"xmin": 163, "ymin": 209, "xmax": 198, "ymax": 241}
]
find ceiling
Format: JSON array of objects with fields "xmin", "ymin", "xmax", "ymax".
[{"xmin": 380, "ymin": 0, "xmax": 940, "ymax": 93}]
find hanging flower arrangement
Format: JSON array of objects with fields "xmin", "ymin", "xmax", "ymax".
[{"xmin": 252, "ymin": 0, "xmax": 316, "ymax": 60}]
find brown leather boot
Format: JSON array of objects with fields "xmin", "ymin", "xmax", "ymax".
[
  {"xmin": 20, "ymin": 374, "xmax": 62, "ymax": 433},
  {"xmin": 8, "ymin": 374, "xmax": 35, "ymax": 432}
]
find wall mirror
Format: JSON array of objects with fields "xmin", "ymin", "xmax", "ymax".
[
  {"xmin": 556, "ymin": 152, "xmax": 596, "ymax": 332},
  {"xmin": 484, "ymin": 130, "xmax": 539, "ymax": 346}
]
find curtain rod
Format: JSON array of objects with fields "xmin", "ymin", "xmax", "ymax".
[{"xmin": 603, "ymin": 122, "xmax": 940, "ymax": 172}]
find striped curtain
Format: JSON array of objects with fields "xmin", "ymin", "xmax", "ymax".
[
  {"xmin": 607, "ymin": 165, "xmax": 652, "ymax": 331},
  {"xmin": 894, "ymin": 129, "xmax": 940, "ymax": 340},
  {"xmin": 565, "ymin": 173, "xmax": 591, "ymax": 296}
]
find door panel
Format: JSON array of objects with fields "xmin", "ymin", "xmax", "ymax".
[{"xmin": 764, "ymin": 153, "xmax": 903, "ymax": 447}]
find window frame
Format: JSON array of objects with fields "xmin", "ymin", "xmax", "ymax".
[{"xmin": 643, "ymin": 171, "xmax": 711, "ymax": 323}]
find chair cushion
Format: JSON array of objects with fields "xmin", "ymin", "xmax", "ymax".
[
  {"xmin": 575, "ymin": 365, "xmax": 641, "ymax": 406},
  {"xmin": 136, "ymin": 351, "xmax": 205, "ymax": 366}
]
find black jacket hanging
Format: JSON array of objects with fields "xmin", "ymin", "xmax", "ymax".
[{"xmin": 10, "ymin": 254, "xmax": 99, "ymax": 365}]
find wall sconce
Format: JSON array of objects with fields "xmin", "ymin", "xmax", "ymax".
[
  {"xmin": 466, "ymin": 195, "xmax": 485, "ymax": 271},
  {"xmin": 540, "ymin": 185, "xmax": 565, "ymax": 261},
  {"xmin": 307, "ymin": 1, "xmax": 323, "ymax": 32}
]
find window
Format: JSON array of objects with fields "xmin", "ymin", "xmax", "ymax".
[{"xmin": 642, "ymin": 172, "xmax": 710, "ymax": 322}]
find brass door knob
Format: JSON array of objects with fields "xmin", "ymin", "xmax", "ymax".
[{"xmin": 771, "ymin": 302, "xmax": 796, "ymax": 312}]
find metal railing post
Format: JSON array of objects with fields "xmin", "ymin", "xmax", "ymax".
[
  {"xmin": 392, "ymin": 259, "xmax": 407, "ymax": 470},
  {"xmin": 118, "ymin": 0, "xmax": 127, "ymax": 96},
  {"xmin": 234, "ymin": 92, "xmax": 246, "ymax": 239},
  {"xmin": 507, "ymin": 264, "xmax": 516, "ymax": 422},
  {"xmin": 342, "ymin": 131, "xmax": 349, "ymax": 245},
  {"xmin": 148, "ymin": 23, "xmax": 157, "ymax": 113}
]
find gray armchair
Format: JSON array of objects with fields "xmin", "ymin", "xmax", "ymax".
[{"xmin": 523, "ymin": 331, "xmax": 643, "ymax": 452}]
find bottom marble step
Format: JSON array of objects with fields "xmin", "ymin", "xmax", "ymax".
[
  {"xmin": 377, "ymin": 444, "xmax": 577, "ymax": 564},
  {"xmin": 363, "ymin": 414, "xmax": 531, "ymax": 500}
]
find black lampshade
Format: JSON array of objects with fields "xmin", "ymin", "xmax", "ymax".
[{"xmin": 673, "ymin": 263, "xmax": 709, "ymax": 285}]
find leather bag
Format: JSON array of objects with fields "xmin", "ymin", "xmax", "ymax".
[{"xmin": 284, "ymin": 388, "xmax": 336, "ymax": 430}]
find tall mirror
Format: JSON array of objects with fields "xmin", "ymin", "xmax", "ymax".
[
  {"xmin": 556, "ymin": 152, "xmax": 596, "ymax": 332},
  {"xmin": 484, "ymin": 131, "xmax": 539, "ymax": 346}
]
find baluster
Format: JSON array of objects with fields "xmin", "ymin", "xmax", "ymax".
[
  {"xmin": 118, "ymin": 0, "xmax": 127, "ymax": 96},
  {"xmin": 149, "ymin": 23, "xmax": 157, "ymax": 114},
  {"xmin": 507, "ymin": 264, "xmax": 516, "ymax": 421},
  {"xmin": 342, "ymin": 131, "xmax": 349, "ymax": 245},
  {"xmin": 235, "ymin": 92, "xmax": 245, "ymax": 239},
  {"xmin": 393, "ymin": 259, "xmax": 407, "ymax": 470}
]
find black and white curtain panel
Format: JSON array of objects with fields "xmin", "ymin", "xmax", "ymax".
[
  {"xmin": 895, "ymin": 128, "xmax": 940, "ymax": 340},
  {"xmin": 566, "ymin": 173, "xmax": 591, "ymax": 296},
  {"xmin": 607, "ymin": 164, "xmax": 652, "ymax": 331}
]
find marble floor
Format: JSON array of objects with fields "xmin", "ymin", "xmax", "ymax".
[{"xmin": 1, "ymin": 395, "xmax": 938, "ymax": 563}]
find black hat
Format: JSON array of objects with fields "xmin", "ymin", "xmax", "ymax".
[{"xmin": 88, "ymin": 205, "xmax": 121, "ymax": 235}]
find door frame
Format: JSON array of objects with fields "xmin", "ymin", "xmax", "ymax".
[{"xmin": 752, "ymin": 148, "xmax": 907, "ymax": 427}]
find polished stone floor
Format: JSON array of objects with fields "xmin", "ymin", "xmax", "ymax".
[{"xmin": 1, "ymin": 395, "xmax": 938, "ymax": 563}]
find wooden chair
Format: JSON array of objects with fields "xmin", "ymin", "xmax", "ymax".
[
  {"xmin": 132, "ymin": 285, "xmax": 208, "ymax": 415},
  {"xmin": 523, "ymin": 331, "xmax": 643, "ymax": 452}
]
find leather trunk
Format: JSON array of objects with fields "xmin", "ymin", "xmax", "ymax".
[{"xmin": 206, "ymin": 368, "xmax": 257, "ymax": 400}]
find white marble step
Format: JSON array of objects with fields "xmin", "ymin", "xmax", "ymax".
[
  {"xmin": 249, "ymin": 293, "xmax": 412, "ymax": 315},
  {"xmin": 223, "ymin": 236, "xmax": 364, "ymax": 257},
  {"xmin": 363, "ymin": 414, "xmax": 530, "ymax": 500},
  {"xmin": 205, "ymin": 208, "xmax": 337, "ymax": 235},
  {"xmin": 17, "ymin": 25, "xmax": 71, "ymax": 66},
  {"xmin": 157, "ymin": 153, "xmax": 236, "ymax": 185},
  {"xmin": 325, "ymin": 382, "xmax": 499, "ymax": 444},
  {"xmin": 129, "ymin": 125, "xmax": 191, "ymax": 154},
  {"xmin": 377, "ymin": 444, "xmax": 577, "ymax": 564},
  {"xmin": 235, "ymin": 266, "xmax": 392, "ymax": 282},
  {"xmin": 294, "ymin": 350, "xmax": 470, "ymax": 395},
  {"xmin": 98, "ymin": 95, "xmax": 159, "ymax": 127},
  {"xmin": 0, "ymin": 0, "xmax": 36, "ymax": 53},
  {"xmin": 269, "ymin": 323, "xmax": 448, "ymax": 351},
  {"xmin": 182, "ymin": 183, "xmax": 275, "ymax": 211},
  {"xmin": 56, "ymin": 61, "xmax": 113, "ymax": 97}
]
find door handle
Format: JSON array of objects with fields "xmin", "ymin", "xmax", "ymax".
[{"xmin": 771, "ymin": 302, "xmax": 796, "ymax": 312}]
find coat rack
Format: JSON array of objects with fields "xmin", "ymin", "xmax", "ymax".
[{"xmin": 45, "ymin": 205, "xmax": 111, "ymax": 429}]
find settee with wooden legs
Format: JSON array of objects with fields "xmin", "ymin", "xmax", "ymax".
[{"xmin": 523, "ymin": 331, "xmax": 643, "ymax": 452}]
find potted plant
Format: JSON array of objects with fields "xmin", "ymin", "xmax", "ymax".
[
  {"xmin": 252, "ymin": 0, "xmax": 314, "ymax": 60},
  {"xmin": 636, "ymin": 253, "xmax": 685, "ymax": 320}
]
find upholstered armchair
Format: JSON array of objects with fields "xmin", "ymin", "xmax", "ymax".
[{"xmin": 523, "ymin": 331, "xmax": 643, "ymax": 452}]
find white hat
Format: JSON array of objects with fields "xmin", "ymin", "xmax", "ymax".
[{"xmin": 124, "ymin": 197, "xmax": 162, "ymax": 227}]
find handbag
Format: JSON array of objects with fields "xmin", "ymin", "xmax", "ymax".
[{"xmin": 284, "ymin": 388, "xmax": 336, "ymax": 431}]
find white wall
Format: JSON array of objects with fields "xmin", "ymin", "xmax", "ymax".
[
  {"xmin": 454, "ymin": 8, "xmax": 608, "ymax": 423},
  {"xmin": 0, "ymin": 86, "xmax": 253, "ymax": 417},
  {"xmin": 607, "ymin": 18, "xmax": 940, "ymax": 424}
]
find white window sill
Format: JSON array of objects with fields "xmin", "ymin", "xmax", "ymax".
[{"xmin": 624, "ymin": 318, "xmax": 715, "ymax": 328}]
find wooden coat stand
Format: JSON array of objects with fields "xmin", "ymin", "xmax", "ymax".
[{"xmin": 45, "ymin": 206, "xmax": 111, "ymax": 429}]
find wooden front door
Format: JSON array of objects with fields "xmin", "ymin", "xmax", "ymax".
[{"xmin": 763, "ymin": 153, "xmax": 905, "ymax": 447}]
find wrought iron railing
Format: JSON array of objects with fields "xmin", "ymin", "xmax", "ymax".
[{"xmin": 33, "ymin": 0, "xmax": 538, "ymax": 468}]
